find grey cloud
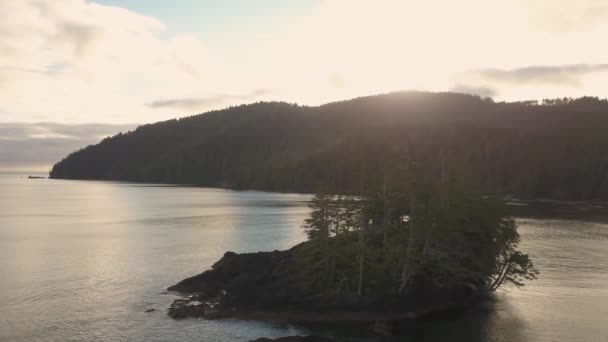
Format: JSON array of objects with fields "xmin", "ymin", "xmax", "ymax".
[
  {"xmin": 473, "ymin": 64, "xmax": 608, "ymax": 86},
  {"xmin": 146, "ymin": 88, "xmax": 274, "ymax": 111},
  {"xmin": 450, "ymin": 83, "xmax": 498, "ymax": 98},
  {"xmin": 0, "ymin": 123, "xmax": 135, "ymax": 171},
  {"xmin": 56, "ymin": 21, "xmax": 101, "ymax": 58},
  {"xmin": 23, "ymin": 2, "xmax": 101, "ymax": 59}
]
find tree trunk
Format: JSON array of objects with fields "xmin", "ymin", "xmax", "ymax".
[
  {"xmin": 399, "ymin": 223, "xmax": 424, "ymax": 294},
  {"xmin": 357, "ymin": 255, "xmax": 364, "ymax": 296},
  {"xmin": 490, "ymin": 260, "xmax": 512, "ymax": 291},
  {"xmin": 328, "ymin": 251, "xmax": 336, "ymax": 286},
  {"xmin": 383, "ymin": 173, "xmax": 389, "ymax": 249}
]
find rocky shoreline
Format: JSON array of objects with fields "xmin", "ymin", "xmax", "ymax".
[{"xmin": 166, "ymin": 243, "xmax": 480, "ymax": 325}]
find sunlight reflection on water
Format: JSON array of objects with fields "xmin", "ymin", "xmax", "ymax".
[{"xmin": 0, "ymin": 174, "xmax": 607, "ymax": 341}]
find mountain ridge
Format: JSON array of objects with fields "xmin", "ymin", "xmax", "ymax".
[{"xmin": 50, "ymin": 91, "xmax": 608, "ymax": 200}]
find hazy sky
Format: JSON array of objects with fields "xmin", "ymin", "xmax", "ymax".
[{"xmin": 1, "ymin": 0, "xmax": 608, "ymax": 170}]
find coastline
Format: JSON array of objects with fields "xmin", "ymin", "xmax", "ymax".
[
  {"xmin": 47, "ymin": 177, "xmax": 608, "ymax": 222},
  {"xmin": 165, "ymin": 245, "xmax": 481, "ymax": 325}
]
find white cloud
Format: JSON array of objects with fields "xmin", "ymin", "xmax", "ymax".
[
  {"xmin": 450, "ymin": 84, "xmax": 498, "ymax": 98},
  {"xmin": 145, "ymin": 89, "xmax": 275, "ymax": 111},
  {"xmin": 2, "ymin": 0, "xmax": 608, "ymax": 170},
  {"xmin": 267, "ymin": 0, "xmax": 608, "ymax": 103},
  {"xmin": 0, "ymin": 0, "xmax": 256, "ymax": 124},
  {"xmin": 470, "ymin": 64, "xmax": 608, "ymax": 86},
  {"xmin": 519, "ymin": 0, "xmax": 608, "ymax": 33},
  {"xmin": 0, "ymin": 0, "xmax": 607, "ymax": 126}
]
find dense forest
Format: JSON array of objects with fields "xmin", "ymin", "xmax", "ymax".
[
  {"xmin": 296, "ymin": 185, "xmax": 537, "ymax": 302},
  {"xmin": 50, "ymin": 91, "xmax": 608, "ymax": 200}
]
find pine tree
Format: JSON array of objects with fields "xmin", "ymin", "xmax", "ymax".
[{"xmin": 302, "ymin": 192, "xmax": 332, "ymax": 283}]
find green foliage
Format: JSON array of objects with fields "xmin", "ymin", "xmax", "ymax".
[
  {"xmin": 298, "ymin": 160, "xmax": 538, "ymax": 299},
  {"xmin": 302, "ymin": 193, "xmax": 332, "ymax": 242}
]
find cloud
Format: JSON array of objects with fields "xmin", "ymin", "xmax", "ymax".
[
  {"xmin": 519, "ymin": 0, "xmax": 608, "ymax": 33},
  {"xmin": 471, "ymin": 64, "xmax": 608, "ymax": 86},
  {"xmin": 450, "ymin": 84, "xmax": 498, "ymax": 98},
  {"xmin": 0, "ymin": 0, "xmax": 242, "ymax": 124},
  {"xmin": 56, "ymin": 20, "xmax": 101, "ymax": 58},
  {"xmin": 145, "ymin": 89, "xmax": 274, "ymax": 111},
  {"xmin": 1, "ymin": 0, "xmax": 608, "ymax": 124},
  {"xmin": 273, "ymin": 0, "xmax": 608, "ymax": 104},
  {"xmin": 0, "ymin": 122, "xmax": 134, "ymax": 171}
]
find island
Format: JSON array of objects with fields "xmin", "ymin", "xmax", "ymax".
[{"xmin": 165, "ymin": 160, "xmax": 538, "ymax": 335}]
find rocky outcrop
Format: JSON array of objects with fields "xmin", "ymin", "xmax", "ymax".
[
  {"xmin": 166, "ymin": 243, "xmax": 480, "ymax": 322},
  {"xmin": 167, "ymin": 244, "xmax": 321, "ymax": 319}
]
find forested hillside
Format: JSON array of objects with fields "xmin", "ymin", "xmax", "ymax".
[{"xmin": 50, "ymin": 91, "xmax": 608, "ymax": 200}]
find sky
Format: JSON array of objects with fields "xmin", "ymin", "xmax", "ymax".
[{"xmin": 1, "ymin": 0, "xmax": 608, "ymax": 171}]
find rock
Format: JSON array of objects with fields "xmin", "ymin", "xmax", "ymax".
[
  {"xmin": 165, "ymin": 241, "xmax": 479, "ymax": 321},
  {"xmin": 145, "ymin": 308, "xmax": 155, "ymax": 313},
  {"xmin": 167, "ymin": 245, "xmax": 314, "ymax": 316}
]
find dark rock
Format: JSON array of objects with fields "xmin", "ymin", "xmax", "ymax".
[
  {"xmin": 167, "ymin": 244, "xmax": 316, "ymax": 319},
  {"xmin": 145, "ymin": 308, "xmax": 155, "ymax": 313},
  {"xmin": 166, "ymin": 242, "xmax": 480, "ymax": 321}
]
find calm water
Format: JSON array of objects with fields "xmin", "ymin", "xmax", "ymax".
[{"xmin": 1, "ymin": 173, "xmax": 607, "ymax": 342}]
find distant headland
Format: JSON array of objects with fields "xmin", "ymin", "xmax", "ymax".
[{"xmin": 49, "ymin": 91, "xmax": 608, "ymax": 201}]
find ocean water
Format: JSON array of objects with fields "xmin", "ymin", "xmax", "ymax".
[{"xmin": 1, "ymin": 173, "xmax": 607, "ymax": 341}]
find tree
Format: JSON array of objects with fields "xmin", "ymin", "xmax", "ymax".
[
  {"xmin": 490, "ymin": 251, "xmax": 538, "ymax": 290},
  {"xmin": 300, "ymin": 162, "xmax": 538, "ymax": 299},
  {"xmin": 302, "ymin": 192, "xmax": 332, "ymax": 276},
  {"xmin": 303, "ymin": 193, "xmax": 333, "ymax": 240}
]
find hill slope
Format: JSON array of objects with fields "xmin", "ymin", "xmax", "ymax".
[{"xmin": 50, "ymin": 92, "xmax": 608, "ymax": 200}]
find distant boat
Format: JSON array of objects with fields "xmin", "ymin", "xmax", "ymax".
[{"xmin": 27, "ymin": 176, "xmax": 45, "ymax": 179}]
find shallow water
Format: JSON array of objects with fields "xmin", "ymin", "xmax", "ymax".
[{"xmin": 0, "ymin": 173, "xmax": 607, "ymax": 341}]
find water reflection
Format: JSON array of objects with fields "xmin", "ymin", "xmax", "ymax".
[
  {"xmin": 1, "ymin": 173, "xmax": 607, "ymax": 341},
  {"xmin": 306, "ymin": 297, "xmax": 530, "ymax": 342},
  {"xmin": 224, "ymin": 191, "xmax": 310, "ymax": 253},
  {"xmin": 0, "ymin": 175, "xmax": 313, "ymax": 342}
]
